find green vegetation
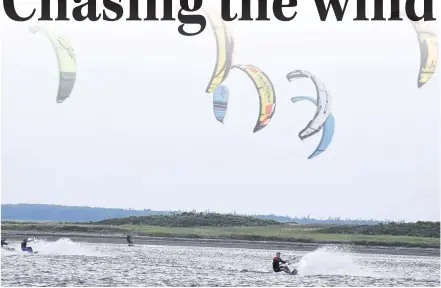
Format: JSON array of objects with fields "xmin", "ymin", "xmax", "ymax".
[
  {"xmin": 319, "ymin": 221, "xmax": 440, "ymax": 238},
  {"xmin": 92, "ymin": 212, "xmax": 280, "ymax": 227}
]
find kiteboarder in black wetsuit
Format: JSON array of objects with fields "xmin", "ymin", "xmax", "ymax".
[
  {"xmin": 21, "ymin": 238, "xmax": 33, "ymax": 253},
  {"xmin": 126, "ymin": 234, "xmax": 133, "ymax": 246},
  {"xmin": 273, "ymin": 252, "xmax": 291, "ymax": 274}
]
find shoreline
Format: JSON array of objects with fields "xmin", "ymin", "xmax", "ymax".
[{"xmin": 2, "ymin": 230, "xmax": 439, "ymax": 257}]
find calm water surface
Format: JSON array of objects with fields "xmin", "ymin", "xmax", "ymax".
[{"xmin": 1, "ymin": 239, "xmax": 439, "ymax": 287}]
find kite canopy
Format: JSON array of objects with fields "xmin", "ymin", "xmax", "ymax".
[
  {"xmin": 291, "ymin": 96, "xmax": 335, "ymax": 159},
  {"xmin": 286, "ymin": 70, "xmax": 331, "ymax": 140},
  {"xmin": 409, "ymin": 20, "xmax": 438, "ymax": 88},
  {"xmin": 204, "ymin": 7, "xmax": 234, "ymax": 94},
  {"xmin": 233, "ymin": 65, "xmax": 276, "ymax": 133},
  {"xmin": 29, "ymin": 26, "xmax": 77, "ymax": 103},
  {"xmin": 213, "ymin": 85, "xmax": 229, "ymax": 123}
]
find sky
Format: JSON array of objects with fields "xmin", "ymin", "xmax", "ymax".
[{"xmin": 1, "ymin": 0, "xmax": 440, "ymax": 222}]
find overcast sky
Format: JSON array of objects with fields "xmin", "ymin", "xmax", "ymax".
[{"xmin": 1, "ymin": 1, "xmax": 439, "ymax": 221}]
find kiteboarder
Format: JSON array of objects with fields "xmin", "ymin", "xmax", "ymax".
[
  {"xmin": 126, "ymin": 234, "xmax": 133, "ymax": 246},
  {"xmin": 272, "ymin": 252, "xmax": 292, "ymax": 274},
  {"xmin": 21, "ymin": 238, "xmax": 33, "ymax": 253}
]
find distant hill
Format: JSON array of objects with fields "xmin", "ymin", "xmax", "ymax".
[
  {"xmin": 2, "ymin": 204, "xmax": 390, "ymax": 225},
  {"xmin": 92, "ymin": 212, "xmax": 280, "ymax": 227},
  {"xmin": 1, "ymin": 204, "xmax": 172, "ymax": 222}
]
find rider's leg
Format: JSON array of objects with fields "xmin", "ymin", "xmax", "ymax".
[{"xmin": 280, "ymin": 266, "xmax": 291, "ymax": 274}]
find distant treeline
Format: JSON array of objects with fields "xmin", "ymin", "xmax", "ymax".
[
  {"xmin": 1, "ymin": 204, "xmax": 404, "ymax": 225},
  {"xmin": 92, "ymin": 212, "xmax": 280, "ymax": 227},
  {"xmin": 319, "ymin": 221, "xmax": 440, "ymax": 238},
  {"xmin": 255, "ymin": 214, "xmax": 389, "ymax": 225}
]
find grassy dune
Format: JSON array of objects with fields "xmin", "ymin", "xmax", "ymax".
[{"xmin": 2, "ymin": 222, "xmax": 439, "ymax": 248}]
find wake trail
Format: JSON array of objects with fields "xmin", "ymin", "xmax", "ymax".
[
  {"xmin": 2, "ymin": 238, "xmax": 107, "ymax": 257},
  {"xmin": 293, "ymin": 245, "xmax": 434, "ymax": 281},
  {"xmin": 295, "ymin": 245, "xmax": 380, "ymax": 277}
]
